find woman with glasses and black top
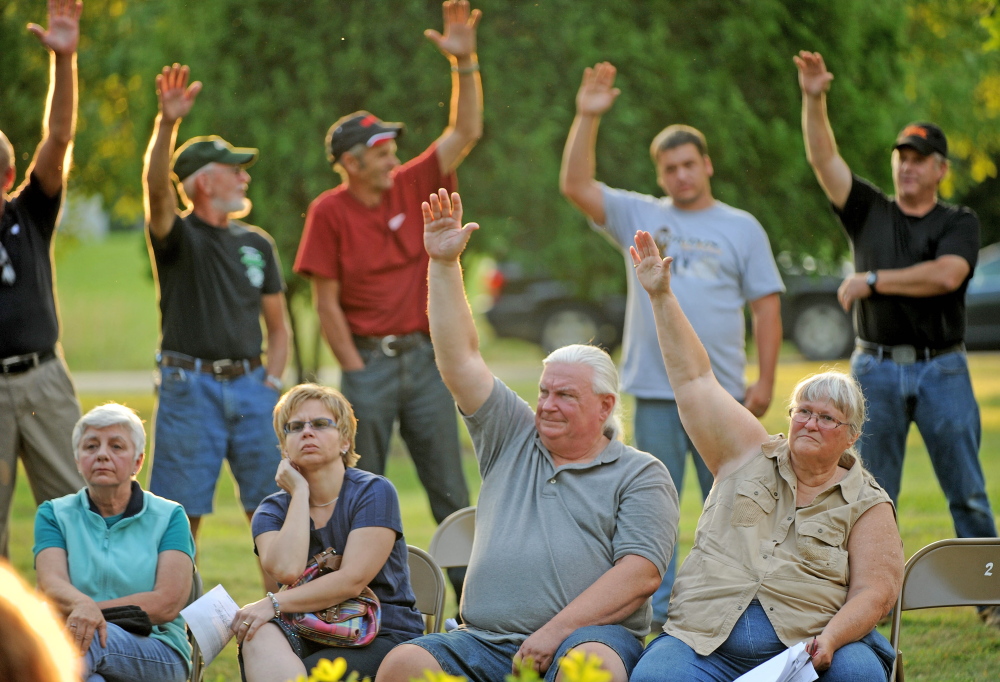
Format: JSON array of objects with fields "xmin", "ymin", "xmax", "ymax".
[
  {"xmin": 627, "ymin": 231, "xmax": 904, "ymax": 682},
  {"xmin": 233, "ymin": 384, "xmax": 423, "ymax": 681}
]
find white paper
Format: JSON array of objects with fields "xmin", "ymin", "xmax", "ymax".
[
  {"xmin": 180, "ymin": 584, "xmax": 240, "ymax": 666},
  {"xmin": 734, "ymin": 641, "xmax": 818, "ymax": 682}
]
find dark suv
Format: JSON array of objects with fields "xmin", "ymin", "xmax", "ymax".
[{"xmin": 483, "ymin": 243, "xmax": 1000, "ymax": 360}]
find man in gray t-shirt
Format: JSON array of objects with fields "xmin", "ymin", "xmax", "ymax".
[
  {"xmin": 560, "ymin": 62, "xmax": 784, "ymax": 628},
  {"xmin": 379, "ymin": 190, "xmax": 678, "ymax": 682}
]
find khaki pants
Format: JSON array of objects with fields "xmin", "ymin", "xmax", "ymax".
[{"xmin": 0, "ymin": 354, "xmax": 84, "ymax": 556}]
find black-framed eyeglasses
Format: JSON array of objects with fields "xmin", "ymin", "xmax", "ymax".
[
  {"xmin": 788, "ymin": 407, "xmax": 850, "ymax": 431},
  {"xmin": 283, "ymin": 418, "xmax": 337, "ymax": 434}
]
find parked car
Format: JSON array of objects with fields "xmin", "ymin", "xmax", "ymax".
[{"xmin": 483, "ymin": 243, "xmax": 1000, "ymax": 360}]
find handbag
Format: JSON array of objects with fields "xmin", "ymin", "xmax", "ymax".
[
  {"xmin": 101, "ymin": 605, "xmax": 153, "ymax": 637},
  {"xmin": 279, "ymin": 547, "xmax": 381, "ymax": 647}
]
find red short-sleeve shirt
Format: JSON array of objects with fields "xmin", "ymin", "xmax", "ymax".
[{"xmin": 294, "ymin": 145, "xmax": 455, "ymax": 336}]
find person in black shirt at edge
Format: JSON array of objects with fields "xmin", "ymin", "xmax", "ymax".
[
  {"xmin": 796, "ymin": 50, "xmax": 999, "ymax": 629},
  {"xmin": 0, "ymin": 0, "xmax": 85, "ymax": 558}
]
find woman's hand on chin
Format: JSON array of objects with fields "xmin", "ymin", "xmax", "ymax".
[{"xmin": 275, "ymin": 458, "xmax": 309, "ymax": 496}]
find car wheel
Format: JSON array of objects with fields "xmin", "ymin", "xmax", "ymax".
[
  {"xmin": 792, "ymin": 301, "xmax": 854, "ymax": 360},
  {"xmin": 540, "ymin": 305, "xmax": 604, "ymax": 354}
]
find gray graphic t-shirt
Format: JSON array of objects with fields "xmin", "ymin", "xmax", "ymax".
[{"xmin": 594, "ymin": 185, "xmax": 784, "ymax": 400}]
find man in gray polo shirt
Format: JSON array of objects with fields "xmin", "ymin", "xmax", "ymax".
[{"xmin": 377, "ymin": 189, "xmax": 679, "ymax": 682}]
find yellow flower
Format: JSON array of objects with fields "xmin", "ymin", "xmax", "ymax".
[
  {"xmin": 411, "ymin": 670, "xmax": 468, "ymax": 682},
  {"xmin": 557, "ymin": 650, "xmax": 611, "ymax": 682},
  {"xmin": 307, "ymin": 657, "xmax": 349, "ymax": 682}
]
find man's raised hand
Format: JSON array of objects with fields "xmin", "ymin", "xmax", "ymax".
[
  {"xmin": 423, "ymin": 189, "xmax": 479, "ymax": 262},
  {"xmin": 156, "ymin": 64, "xmax": 202, "ymax": 124},
  {"xmin": 576, "ymin": 62, "xmax": 621, "ymax": 117},
  {"xmin": 794, "ymin": 51, "xmax": 834, "ymax": 97},
  {"xmin": 28, "ymin": 0, "xmax": 83, "ymax": 56},
  {"xmin": 424, "ymin": 0, "xmax": 481, "ymax": 61},
  {"xmin": 630, "ymin": 230, "xmax": 674, "ymax": 297}
]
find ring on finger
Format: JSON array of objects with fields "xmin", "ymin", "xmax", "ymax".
[{"xmin": 242, "ymin": 621, "xmax": 251, "ymax": 628}]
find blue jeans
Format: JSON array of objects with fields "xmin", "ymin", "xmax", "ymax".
[
  {"xmin": 341, "ymin": 340, "xmax": 469, "ymax": 526},
  {"xmin": 84, "ymin": 623, "xmax": 188, "ymax": 682},
  {"xmin": 634, "ymin": 398, "xmax": 713, "ymax": 625},
  {"xmin": 631, "ymin": 601, "xmax": 894, "ymax": 682},
  {"xmin": 410, "ymin": 624, "xmax": 644, "ymax": 682},
  {"xmin": 150, "ymin": 363, "xmax": 282, "ymax": 516},
  {"xmin": 851, "ymin": 350, "xmax": 997, "ymax": 540}
]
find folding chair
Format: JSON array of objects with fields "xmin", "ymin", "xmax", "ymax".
[
  {"xmin": 407, "ymin": 545, "xmax": 447, "ymax": 634},
  {"xmin": 428, "ymin": 506, "xmax": 476, "ymax": 571},
  {"xmin": 889, "ymin": 538, "xmax": 1000, "ymax": 681},
  {"xmin": 186, "ymin": 565, "xmax": 205, "ymax": 682}
]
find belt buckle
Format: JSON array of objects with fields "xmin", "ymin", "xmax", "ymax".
[
  {"xmin": 211, "ymin": 358, "xmax": 235, "ymax": 376},
  {"xmin": 891, "ymin": 345, "xmax": 917, "ymax": 365},
  {"xmin": 1, "ymin": 353, "xmax": 38, "ymax": 373},
  {"xmin": 380, "ymin": 335, "xmax": 398, "ymax": 357}
]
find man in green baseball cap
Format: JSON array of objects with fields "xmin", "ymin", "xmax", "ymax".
[{"xmin": 141, "ymin": 64, "xmax": 291, "ymax": 594}]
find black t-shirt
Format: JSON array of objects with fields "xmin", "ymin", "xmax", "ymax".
[
  {"xmin": 835, "ymin": 174, "xmax": 979, "ymax": 348},
  {"xmin": 0, "ymin": 174, "xmax": 62, "ymax": 357},
  {"xmin": 149, "ymin": 213, "xmax": 285, "ymax": 360}
]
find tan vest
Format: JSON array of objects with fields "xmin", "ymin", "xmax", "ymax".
[{"xmin": 665, "ymin": 436, "xmax": 892, "ymax": 655}]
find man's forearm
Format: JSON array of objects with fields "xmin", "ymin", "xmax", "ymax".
[
  {"xmin": 45, "ymin": 51, "xmax": 77, "ymax": 146},
  {"xmin": 559, "ymin": 114, "xmax": 602, "ymax": 210},
  {"xmin": 450, "ymin": 53, "xmax": 483, "ymax": 143},
  {"xmin": 316, "ymin": 301, "xmax": 364, "ymax": 372},
  {"xmin": 265, "ymin": 323, "xmax": 290, "ymax": 379},
  {"xmin": 751, "ymin": 295, "xmax": 782, "ymax": 390},
  {"xmin": 144, "ymin": 116, "xmax": 181, "ymax": 237},
  {"xmin": 801, "ymin": 94, "xmax": 838, "ymax": 168}
]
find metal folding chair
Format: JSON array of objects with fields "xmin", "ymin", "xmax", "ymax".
[
  {"xmin": 889, "ymin": 538, "xmax": 1000, "ymax": 681},
  {"xmin": 428, "ymin": 506, "xmax": 476, "ymax": 571},
  {"xmin": 407, "ymin": 545, "xmax": 447, "ymax": 634},
  {"xmin": 186, "ymin": 565, "xmax": 205, "ymax": 682}
]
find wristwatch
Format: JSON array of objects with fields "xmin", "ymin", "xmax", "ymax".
[
  {"xmin": 264, "ymin": 375, "xmax": 284, "ymax": 392},
  {"xmin": 865, "ymin": 270, "xmax": 878, "ymax": 291}
]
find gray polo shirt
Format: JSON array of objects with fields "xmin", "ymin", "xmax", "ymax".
[{"xmin": 460, "ymin": 377, "xmax": 679, "ymax": 641}]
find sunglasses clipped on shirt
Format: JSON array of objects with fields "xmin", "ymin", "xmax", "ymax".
[{"xmin": 283, "ymin": 418, "xmax": 338, "ymax": 434}]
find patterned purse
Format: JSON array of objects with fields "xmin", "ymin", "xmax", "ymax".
[{"xmin": 279, "ymin": 547, "xmax": 382, "ymax": 647}]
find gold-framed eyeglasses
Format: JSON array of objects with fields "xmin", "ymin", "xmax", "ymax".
[{"xmin": 788, "ymin": 407, "xmax": 849, "ymax": 431}]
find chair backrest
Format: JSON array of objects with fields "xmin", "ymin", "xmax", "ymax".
[
  {"xmin": 889, "ymin": 538, "xmax": 1000, "ymax": 681},
  {"xmin": 186, "ymin": 565, "xmax": 205, "ymax": 682},
  {"xmin": 407, "ymin": 545, "xmax": 446, "ymax": 634},
  {"xmin": 428, "ymin": 506, "xmax": 476, "ymax": 569}
]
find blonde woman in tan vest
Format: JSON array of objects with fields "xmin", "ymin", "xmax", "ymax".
[{"xmin": 628, "ymin": 230, "xmax": 904, "ymax": 682}]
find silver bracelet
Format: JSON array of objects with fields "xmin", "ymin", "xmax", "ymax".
[
  {"xmin": 451, "ymin": 63, "xmax": 480, "ymax": 74},
  {"xmin": 266, "ymin": 591, "xmax": 281, "ymax": 619}
]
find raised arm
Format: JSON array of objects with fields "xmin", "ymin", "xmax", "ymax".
[
  {"xmin": 794, "ymin": 51, "xmax": 852, "ymax": 210},
  {"xmin": 427, "ymin": 0, "xmax": 483, "ymax": 174},
  {"xmin": 808, "ymin": 502, "xmax": 903, "ymax": 671},
  {"xmin": 424, "ymin": 189, "xmax": 494, "ymax": 414},
  {"xmin": 632, "ymin": 231, "xmax": 768, "ymax": 477},
  {"xmin": 26, "ymin": 0, "xmax": 82, "ymax": 197},
  {"xmin": 143, "ymin": 64, "xmax": 202, "ymax": 241},
  {"xmin": 743, "ymin": 293, "xmax": 782, "ymax": 418},
  {"xmin": 559, "ymin": 62, "xmax": 621, "ymax": 225}
]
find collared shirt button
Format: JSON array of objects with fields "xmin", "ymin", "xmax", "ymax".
[
  {"xmin": 787, "ymin": 516, "xmax": 792, "ymax": 521},
  {"xmin": 548, "ymin": 478, "xmax": 556, "ymax": 484}
]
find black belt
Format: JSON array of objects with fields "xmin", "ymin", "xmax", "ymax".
[
  {"xmin": 353, "ymin": 332, "xmax": 428, "ymax": 357},
  {"xmin": 855, "ymin": 340, "xmax": 964, "ymax": 364},
  {"xmin": 158, "ymin": 352, "xmax": 261, "ymax": 378},
  {"xmin": 1, "ymin": 348, "xmax": 57, "ymax": 375}
]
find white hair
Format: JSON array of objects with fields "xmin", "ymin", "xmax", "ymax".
[
  {"xmin": 789, "ymin": 371, "xmax": 867, "ymax": 456},
  {"xmin": 543, "ymin": 344, "xmax": 623, "ymax": 440},
  {"xmin": 178, "ymin": 163, "xmax": 215, "ymax": 208},
  {"xmin": 72, "ymin": 403, "xmax": 145, "ymax": 461}
]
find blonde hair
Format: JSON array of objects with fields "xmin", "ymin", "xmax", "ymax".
[
  {"xmin": 789, "ymin": 371, "xmax": 867, "ymax": 455},
  {"xmin": 273, "ymin": 383, "xmax": 360, "ymax": 467}
]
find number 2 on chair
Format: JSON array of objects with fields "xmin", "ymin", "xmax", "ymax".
[{"xmin": 987, "ymin": 562, "xmax": 994, "ymax": 577}]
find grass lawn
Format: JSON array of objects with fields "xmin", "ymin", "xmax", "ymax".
[{"xmin": 8, "ymin": 233, "xmax": 998, "ymax": 679}]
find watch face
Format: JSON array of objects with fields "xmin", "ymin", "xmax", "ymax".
[{"xmin": 867, "ymin": 272, "xmax": 877, "ymax": 286}]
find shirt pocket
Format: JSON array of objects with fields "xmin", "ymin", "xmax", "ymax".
[
  {"xmin": 797, "ymin": 519, "xmax": 848, "ymax": 576},
  {"xmin": 731, "ymin": 479, "xmax": 777, "ymax": 527}
]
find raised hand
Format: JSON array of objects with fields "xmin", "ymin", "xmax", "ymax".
[
  {"xmin": 423, "ymin": 188, "xmax": 479, "ymax": 262},
  {"xmin": 576, "ymin": 62, "xmax": 621, "ymax": 116},
  {"xmin": 156, "ymin": 64, "xmax": 202, "ymax": 124},
  {"xmin": 794, "ymin": 51, "xmax": 834, "ymax": 97},
  {"xmin": 630, "ymin": 230, "xmax": 674, "ymax": 297},
  {"xmin": 27, "ymin": 0, "xmax": 83, "ymax": 56},
  {"xmin": 424, "ymin": 0, "xmax": 481, "ymax": 60}
]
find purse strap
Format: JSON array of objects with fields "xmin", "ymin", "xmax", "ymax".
[{"xmin": 313, "ymin": 547, "xmax": 343, "ymax": 572}]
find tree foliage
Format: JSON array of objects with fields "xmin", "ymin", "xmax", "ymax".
[{"xmin": 3, "ymin": 0, "xmax": 998, "ymax": 318}]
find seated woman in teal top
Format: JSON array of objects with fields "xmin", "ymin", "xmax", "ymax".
[{"xmin": 34, "ymin": 403, "xmax": 196, "ymax": 682}]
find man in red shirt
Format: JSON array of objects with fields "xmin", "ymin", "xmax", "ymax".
[{"xmin": 294, "ymin": 0, "xmax": 482, "ymax": 597}]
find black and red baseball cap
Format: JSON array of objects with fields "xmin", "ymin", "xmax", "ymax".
[
  {"xmin": 326, "ymin": 111, "xmax": 404, "ymax": 164},
  {"xmin": 893, "ymin": 122, "xmax": 948, "ymax": 157}
]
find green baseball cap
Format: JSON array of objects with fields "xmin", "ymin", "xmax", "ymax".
[{"xmin": 172, "ymin": 135, "xmax": 258, "ymax": 181}]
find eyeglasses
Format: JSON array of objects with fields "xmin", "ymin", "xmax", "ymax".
[
  {"xmin": 788, "ymin": 407, "xmax": 850, "ymax": 431},
  {"xmin": 283, "ymin": 418, "xmax": 337, "ymax": 434}
]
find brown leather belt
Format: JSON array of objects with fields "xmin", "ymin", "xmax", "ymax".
[
  {"xmin": 352, "ymin": 332, "xmax": 429, "ymax": 357},
  {"xmin": 1, "ymin": 348, "xmax": 57, "ymax": 375},
  {"xmin": 855, "ymin": 340, "xmax": 964, "ymax": 365},
  {"xmin": 159, "ymin": 352, "xmax": 262, "ymax": 378}
]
